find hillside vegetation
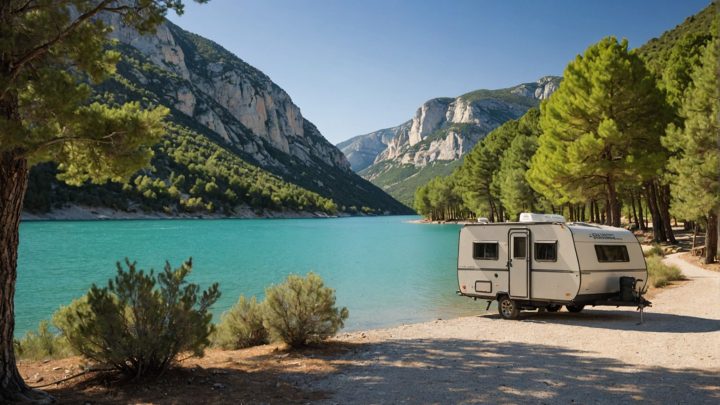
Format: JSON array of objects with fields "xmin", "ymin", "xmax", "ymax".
[
  {"xmin": 352, "ymin": 77, "xmax": 560, "ymax": 208},
  {"xmin": 23, "ymin": 19, "xmax": 410, "ymax": 217},
  {"xmin": 415, "ymin": 3, "xmax": 719, "ymax": 263}
]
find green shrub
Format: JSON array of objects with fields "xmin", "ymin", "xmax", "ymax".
[
  {"xmin": 263, "ymin": 272, "xmax": 349, "ymax": 348},
  {"xmin": 646, "ymin": 255, "xmax": 684, "ymax": 287},
  {"xmin": 644, "ymin": 244, "xmax": 665, "ymax": 257},
  {"xmin": 14, "ymin": 320, "xmax": 74, "ymax": 360},
  {"xmin": 54, "ymin": 258, "xmax": 220, "ymax": 378},
  {"xmin": 214, "ymin": 296, "xmax": 268, "ymax": 349}
]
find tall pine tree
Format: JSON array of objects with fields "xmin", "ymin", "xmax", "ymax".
[
  {"xmin": 495, "ymin": 109, "xmax": 544, "ymax": 220},
  {"xmin": 528, "ymin": 37, "xmax": 670, "ymax": 227},
  {"xmin": 0, "ymin": 1, "xmax": 205, "ymax": 401},
  {"xmin": 664, "ymin": 37, "xmax": 719, "ymax": 263}
]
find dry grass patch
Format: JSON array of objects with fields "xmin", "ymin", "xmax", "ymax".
[{"xmin": 646, "ymin": 254, "xmax": 685, "ymax": 288}]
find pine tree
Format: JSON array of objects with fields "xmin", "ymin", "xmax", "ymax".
[
  {"xmin": 495, "ymin": 109, "xmax": 543, "ymax": 220},
  {"xmin": 661, "ymin": 33, "xmax": 713, "ymax": 109},
  {"xmin": 664, "ymin": 37, "xmax": 720, "ymax": 263},
  {"xmin": 0, "ymin": 1, "xmax": 205, "ymax": 401},
  {"xmin": 458, "ymin": 120, "xmax": 519, "ymax": 221},
  {"xmin": 528, "ymin": 37, "xmax": 671, "ymax": 227}
]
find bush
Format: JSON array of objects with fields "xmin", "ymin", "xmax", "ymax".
[
  {"xmin": 263, "ymin": 272, "xmax": 348, "ymax": 348},
  {"xmin": 646, "ymin": 255, "xmax": 684, "ymax": 287},
  {"xmin": 14, "ymin": 320, "xmax": 74, "ymax": 361},
  {"xmin": 54, "ymin": 258, "xmax": 220, "ymax": 378},
  {"xmin": 644, "ymin": 244, "xmax": 665, "ymax": 257},
  {"xmin": 213, "ymin": 296, "xmax": 268, "ymax": 349}
]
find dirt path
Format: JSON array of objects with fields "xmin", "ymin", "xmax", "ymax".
[
  {"xmin": 20, "ymin": 254, "xmax": 720, "ymax": 404},
  {"xmin": 297, "ymin": 253, "xmax": 720, "ymax": 404}
]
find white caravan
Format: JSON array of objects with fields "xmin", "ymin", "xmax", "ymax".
[{"xmin": 457, "ymin": 213, "xmax": 650, "ymax": 319}]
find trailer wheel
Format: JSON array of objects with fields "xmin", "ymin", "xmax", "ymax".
[
  {"xmin": 546, "ymin": 304, "xmax": 561, "ymax": 312},
  {"xmin": 498, "ymin": 296, "xmax": 519, "ymax": 320},
  {"xmin": 566, "ymin": 304, "xmax": 585, "ymax": 313}
]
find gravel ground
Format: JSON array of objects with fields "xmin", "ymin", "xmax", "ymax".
[{"xmin": 301, "ymin": 253, "xmax": 720, "ymax": 404}]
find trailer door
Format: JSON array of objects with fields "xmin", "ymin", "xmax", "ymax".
[{"xmin": 509, "ymin": 230, "xmax": 529, "ymax": 298}]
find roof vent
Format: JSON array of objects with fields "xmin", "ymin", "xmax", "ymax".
[
  {"xmin": 477, "ymin": 217, "xmax": 489, "ymax": 224},
  {"xmin": 518, "ymin": 212, "xmax": 566, "ymax": 223}
]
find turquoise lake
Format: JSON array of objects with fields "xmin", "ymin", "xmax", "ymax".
[{"xmin": 15, "ymin": 215, "xmax": 484, "ymax": 336}]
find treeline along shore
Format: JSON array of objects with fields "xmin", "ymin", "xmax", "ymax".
[{"xmin": 414, "ymin": 5, "xmax": 719, "ymax": 264}]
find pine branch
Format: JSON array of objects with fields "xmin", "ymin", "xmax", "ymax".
[
  {"xmin": 5, "ymin": 0, "xmax": 116, "ymax": 95},
  {"xmin": 24, "ymin": 131, "xmax": 127, "ymax": 157}
]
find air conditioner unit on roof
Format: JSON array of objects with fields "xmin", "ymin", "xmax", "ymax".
[{"xmin": 518, "ymin": 212, "xmax": 566, "ymax": 223}]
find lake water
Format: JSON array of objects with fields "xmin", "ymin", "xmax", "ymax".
[{"xmin": 15, "ymin": 215, "xmax": 484, "ymax": 337}]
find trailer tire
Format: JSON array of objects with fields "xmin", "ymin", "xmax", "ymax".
[
  {"xmin": 566, "ymin": 304, "xmax": 585, "ymax": 313},
  {"xmin": 546, "ymin": 304, "xmax": 561, "ymax": 312},
  {"xmin": 498, "ymin": 296, "xmax": 520, "ymax": 320}
]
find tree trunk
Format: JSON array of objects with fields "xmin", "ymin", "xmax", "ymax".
[
  {"xmin": 706, "ymin": 211, "xmax": 718, "ymax": 264},
  {"xmin": 637, "ymin": 192, "xmax": 647, "ymax": 231},
  {"xmin": 592, "ymin": 200, "xmax": 599, "ymax": 223},
  {"xmin": 487, "ymin": 196, "xmax": 495, "ymax": 223},
  {"xmin": 646, "ymin": 182, "xmax": 665, "ymax": 243},
  {"xmin": 606, "ymin": 177, "xmax": 620, "ymax": 227},
  {"xmin": 658, "ymin": 185, "xmax": 677, "ymax": 244},
  {"xmin": 0, "ymin": 152, "xmax": 49, "ymax": 403},
  {"xmin": 630, "ymin": 192, "xmax": 639, "ymax": 229}
]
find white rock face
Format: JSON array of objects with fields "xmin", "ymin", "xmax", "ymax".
[
  {"xmin": 408, "ymin": 99, "xmax": 452, "ymax": 146},
  {"xmin": 343, "ymin": 76, "xmax": 562, "ymax": 173},
  {"xmin": 175, "ymin": 86, "xmax": 196, "ymax": 116},
  {"xmin": 535, "ymin": 76, "xmax": 560, "ymax": 99},
  {"xmin": 104, "ymin": 14, "xmax": 350, "ymax": 172},
  {"xmin": 337, "ymin": 123, "xmax": 407, "ymax": 171},
  {"xmin": 106, "ymin": 13, "xmax": 190, "ymax": 80}
]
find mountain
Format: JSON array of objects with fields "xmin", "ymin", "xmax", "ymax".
[
  {"xmin": 342, "ymin": 77, "xmax": 560, "ymax": 206},
  {"xmin": 23, "ymin": 15, "xmax": 410, "ymax": 217},
  {"xmin": 637, "ymin": 2, "xmax": 716, "ymax": 75},
  {"xmin": 337, "ymin": 122, "xmax": 410, "ymax": 172}
]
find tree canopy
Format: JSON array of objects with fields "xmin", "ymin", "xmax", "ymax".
[
  {"xmin": 0, "ymin": 1, "xmax": 206, "ymax": 401},
  {"xmin": 528, "ymin": 37, "xmax": 670, "ymax": 227}
]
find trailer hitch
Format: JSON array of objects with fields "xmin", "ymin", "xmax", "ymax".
[{"xmin": 635, "ymin": 279, "xmax": 651, "ymax": 325}]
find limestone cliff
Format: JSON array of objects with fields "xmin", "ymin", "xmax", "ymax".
[
  {"xmin": 337, "ymin": 122, "xmax": 411, "ymax": 172},
  {"xmin": 106, "ymin": 14, "xmax": 351, "ymax": 172},
  {"xmin": 369, "ymin": 77, "xmax": 560, "ymax": 168},
  {"xmin": 345, "ymin": 77, "xmax": 560, "ymax": 206},
  {"xmin": 28, "ymin": 14, "xmax": 410, "ymax": 214}
]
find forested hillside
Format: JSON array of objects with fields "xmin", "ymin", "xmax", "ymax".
[
  {"xmin": 23, "ymin": 17, "xmax": 410, "ymax": 217},
  {"xmin": 414, "ymin": 2, "xmax": 719, "ymax": 263},
  {"xmin": 339, "ymin": 77, "xmax": 560, "ymax": 207}
]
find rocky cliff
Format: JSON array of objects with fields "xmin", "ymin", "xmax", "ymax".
[
  {"xmin": 24, "ymin": 14, "xmax": 410, "ymax": 216},
  {"xmin": 345, "ymin": 77, "xmax": 560, "ymax": 206},
  {"xmin": 106, "ymin": 14, "xmax": 350, "ymax": 172},
  {"xmin": 337, "ymin": 122, "xmax": 411, "ymax": 171}
]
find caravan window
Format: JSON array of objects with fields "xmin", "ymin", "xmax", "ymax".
[
  {"xmin": 473, "ymin": 242, "xmax": 498, "ymax": 260},
  {"xmin": 534, "ymin": 242, "xmax": 557, "ymax": 262},
  {"xmin": 513, "ymin": 237, "xmax": 527, "ymax": 259},
  {"xmin": 594, "ymin": 245, "xmax": 629, "ymax": 262}
]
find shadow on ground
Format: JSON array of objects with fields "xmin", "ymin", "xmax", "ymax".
[
  {"xmin": 42, "ymin": 358, "xmax": 332, "ymax": 404},
  {"xmin": 479, "ymin": 309, "xmax": 720, "ymax": 333},
  {"xmin": 306, "ymin": 338, "xmax": 720, "ymax": 404},
  {"xmin": 35, "ymin": 336, "xmax": 720, "ymax": 404}
]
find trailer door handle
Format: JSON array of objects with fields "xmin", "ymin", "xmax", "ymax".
[{"xmin": 506, "ymin": 260, "xmax": 512, "ymax": 268}]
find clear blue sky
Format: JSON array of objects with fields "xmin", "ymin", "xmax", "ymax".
[{"xmin": 168, "ymin": 0, "xmax": 709, "ymax": 144}]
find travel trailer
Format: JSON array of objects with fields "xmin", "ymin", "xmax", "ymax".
[{"xmin": 457, "ymin": 213, "xmax": 650, "ymax": 319}]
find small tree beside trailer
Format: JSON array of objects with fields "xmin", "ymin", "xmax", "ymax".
[{"xmin": 457, "ymin": 213, "xmax": 651, "ymax": 320}]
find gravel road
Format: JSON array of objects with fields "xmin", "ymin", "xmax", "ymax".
[{"xmin": 302, "ymin": 253, "xmax": 720, "ymax": 404}]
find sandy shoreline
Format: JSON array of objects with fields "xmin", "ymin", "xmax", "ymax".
[
  {"xmin": 406, "ymin": 218, "xmax": 475, "ymax": 225},
  {"xmin": 20, "ymin": 205, "xmax": 346, "ymax": 221},
  {"xmin": 307, "ymin": 252, "xmax": 720, "ymax": 403},
  {"xmin": 20, "ymin": 253, "xmax": 720, "ymax": 403}
]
